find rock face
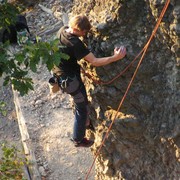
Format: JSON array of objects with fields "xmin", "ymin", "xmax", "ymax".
[{"xmin": 70, "ymin": 0, "xmax": 180, "ymax": 179}]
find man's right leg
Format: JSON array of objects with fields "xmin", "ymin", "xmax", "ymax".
[
  {"xmin": 59, "ymin": 75, "xmax": 93, "ymax": 147},
  {"xmin": 73, "ymin": 101, "xmax": 87, "ymax": 142},
  {"xmin": 71, "ymin": 85, "xmax": 94, "ymax": 147}
]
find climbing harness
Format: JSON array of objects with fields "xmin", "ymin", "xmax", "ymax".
[
  {"xmin": 59, "ymin": 76, "xmax": 69, "ymax": 89},
  {"xmin": 85, "ymin": 0, "xmax": 170, "ymax": 179}
]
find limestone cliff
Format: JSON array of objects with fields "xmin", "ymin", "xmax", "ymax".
[{"xmin": 71, "ymin": 0, "xmax": 179, "ymax": 179}]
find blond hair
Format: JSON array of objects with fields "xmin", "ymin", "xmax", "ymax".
[{"xmin": 69, "ymin": 15, "xmax": 91, "ymax": 31}]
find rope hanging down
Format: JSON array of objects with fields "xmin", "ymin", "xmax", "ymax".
[{"xmin": 85, "ymin": 0, "xmax": 170, "ymax": 179}]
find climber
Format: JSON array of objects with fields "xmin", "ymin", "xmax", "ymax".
[{"xmin": 52, "ymin": 14, "xmax": 126, "ymax": 147}]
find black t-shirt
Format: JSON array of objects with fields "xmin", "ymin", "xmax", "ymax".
[{"xmin": 55, "ymin": 26, "xmax": 90, "ymax": 76}]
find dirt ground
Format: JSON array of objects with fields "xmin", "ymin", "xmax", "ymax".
[
  {"xmin": 17, "ymin": 64, "xmax": 95, "ymax": 180},
  {"xmin": 0, "ymin": 80, "xmax": 21, "ymax": 154},
  {"xmin": 0, "ymin": 67, "xmax": 95, "ymax": 180},
  {"xmin": 0, "ymin": 0, "xmax": 95, "ymax": 179}
]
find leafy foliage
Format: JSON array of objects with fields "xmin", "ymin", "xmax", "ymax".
[
  {"xmin": 0, "ymin": 39, "xmax": 69, "ymax": 96},
  {"xmin": 0, "ymin": 143, "xmax": 27, "ymax": 180},
  {"xmin": 0, "ymin": 101, "xmax": 7, "ymax": 116},
  {"xmin": 0, "ymin": 1, "xmax": 69, "ymax": 96},
  {"xmin": 0, "ymin": 0, "xmax": 20, "ymax": 30},
  {"xmin": 0, "ymin": 1, "xmax": 69, "ymax": 179}
]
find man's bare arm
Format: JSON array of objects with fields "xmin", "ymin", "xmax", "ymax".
[{"xmin": 84, "ymin": 46, "xmax": 126, "ymax": 67}]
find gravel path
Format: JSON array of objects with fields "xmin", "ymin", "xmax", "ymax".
[
  {"xmin": 0, "ymin": 79, "xmax": 21, "ymax": 155},
  {"xmin": 17, "ymin": 65, "xmax": 95, "ymax": 180},
  {"xmin": 1, "ymin": 0, "xmax": 95, "ymax": 179}
]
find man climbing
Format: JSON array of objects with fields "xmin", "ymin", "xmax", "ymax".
[{"xmin": 53, "ymin": 14, "xmax": 126, "ymax": 147}]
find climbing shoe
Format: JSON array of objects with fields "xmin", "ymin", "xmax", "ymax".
[{"xmin": 71, "ymin": 137, "xmax": 94, "ymax": 148}]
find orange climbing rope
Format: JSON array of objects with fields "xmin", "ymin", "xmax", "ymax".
[{"xmin": 85, "ymin": 0, "xmax": 170, "ymax": 179}]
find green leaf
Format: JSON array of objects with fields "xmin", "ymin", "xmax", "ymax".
[
  {"xmin": 46, "ymin": 58, "xmax": 54, "ymax": 71},
  {"xmin": 1, "ymin": 110, "xmax": 7, "ymax": 116},
  {"xmin": 52, "ymin": 52, "xmax": 61, "ymax": 65},
  {"xmin": 3, "ymin": 76, "xmax": 10, "ymax": 86},
  {"xmin": 15, "ymin": 53, "xmax": 24, "ymax": 63},
  {"xmin": 11, "ymin": 78, "xmax": 33, "ymax": 96},
  {"xmin": 0, "ymin": 101, "xmax": 6, "ymax": 107},
  {"xmin": 59, "ymin": 52, "xmax": 69, "ymax": 60},
  {"xmin": 0, "ymin": 101, "xmax": 7, "ymax": 116}
]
